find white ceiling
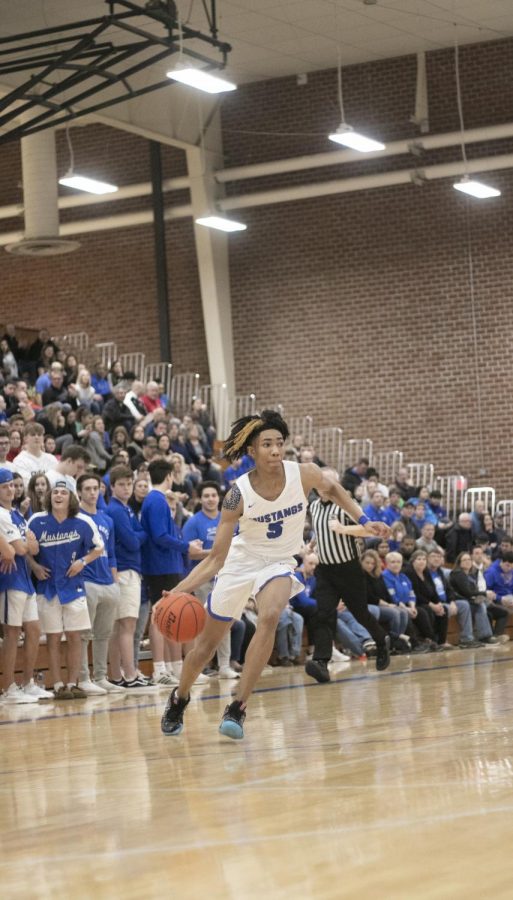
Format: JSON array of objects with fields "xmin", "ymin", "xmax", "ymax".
[{"xmin": 0, "ymin": 1, "xmax": 511, "ymax": 148}]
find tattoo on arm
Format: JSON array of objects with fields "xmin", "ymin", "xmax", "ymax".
[{"xmin": 222, "ymin": 484, "xmax": 241, "ymax": 511}]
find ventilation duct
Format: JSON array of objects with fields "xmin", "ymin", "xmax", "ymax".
[{"xmin": 5, "ymin": 128, "xmax": 79, "ymax": 256}]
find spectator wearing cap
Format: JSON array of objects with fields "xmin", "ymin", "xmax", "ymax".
[
  {"xmin": 400, "ymin": 499, "xmax": 420, "ymax": 539},
  {"xmin": 445, "ymin": 512, "xmax": 474, "ymax": 564},
  {"xmin": 427, "ymin": 490, "xmax": 453, "ymax": 532},
  {"xmin": 0, "ymin": 467, "xmax": 50, "ymax": 704},
  {"xmin": 28, "ymin": 476, "xmax": 104, "ymax": 699}
]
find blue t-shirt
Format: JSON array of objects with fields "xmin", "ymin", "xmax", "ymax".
[
  {"xmin": 28, "ymin": 511, "xmax": 103, "ymax": 604},
  {"xmin": 363, "ymin": 503, "xmax": 388, "ymax": 523},
  {"xmin": 383, "ymin": 506, "xmax": 401, "ymax": 525},
  {"xmin": 0, "ymin": 507, "xmax": 33, "ymax": 594},
  {"xmin": 182, "ymin": 510, "xmax": 220, "ymax": 570},
  {"xmin": 291, "ymin": 570, "xmax": 317, "ymax": 610},
  {"xmin": 382, "ymin": 569, "xmax": 416, "ymax": 605},
  {"xmin": 107, "ymin": 497, "xmax": 146, "ymax": 573},
  {"xmin": 141, "ymin": 490, "xmax": 188, "ymax": 576},
  {"xmin": 79, "ymin": 508, "xmax": 116, "ymax": 586}
]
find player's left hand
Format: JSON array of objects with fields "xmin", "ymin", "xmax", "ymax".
[{"xmin": 365, "ymin": 521, "xmax": 391, "ymax": 538}]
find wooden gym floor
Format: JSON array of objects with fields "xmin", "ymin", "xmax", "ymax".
[{"xmin": 2, "ymin": 647, "xmax": 513, "ymax": 900}]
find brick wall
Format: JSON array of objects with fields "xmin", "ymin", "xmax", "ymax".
[
  {"xmin": 0, "ymin": 125, "xmax": 209, "ymax": 379},
  {"xmin": 222, "ymin": 37, "xmax": 513, "ymax": 496},
  {"xmin": 2, "ymin": 37, "xmax": 513, "ymax": 494}
]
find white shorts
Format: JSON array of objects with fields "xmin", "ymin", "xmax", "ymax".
[
  {"xmin": 208, "ymin": 546, "xmax": 303, "ymax": 622},
  {"xmin": 37, "ymin": 595, "xmax": 91, "ymax": 633},
  {"xmin": 0, "ymin": 590, "xmax": 38, "ymax": 627},
  {"xmin": 116, "ymin": 569, "xmax": 141, "ymax": 620}
]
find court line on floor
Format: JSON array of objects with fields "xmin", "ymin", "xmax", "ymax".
[{"xmin": 1, "ymin": 651, "xmax": 512, "ymax": 728}]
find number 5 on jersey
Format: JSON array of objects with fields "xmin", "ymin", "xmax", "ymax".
[{"xmin": 266, "ymin": 521, "xmax": 283, "ymax": 539}]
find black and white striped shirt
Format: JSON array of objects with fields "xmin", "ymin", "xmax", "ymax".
[{"xmin": 309, "ymin": 499, "xmax": 360, "ymax": 565}]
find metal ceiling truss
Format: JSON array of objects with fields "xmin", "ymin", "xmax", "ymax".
[{"xmin": 0, "ymin": 0, "xmax": 230, "ymax": 145}]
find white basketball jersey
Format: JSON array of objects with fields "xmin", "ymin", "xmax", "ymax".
[{"xmin": 232, "ymin": 461, "xmax": 307, "ymax": 561}]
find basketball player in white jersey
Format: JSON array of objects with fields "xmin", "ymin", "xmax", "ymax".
[{"xmin": 155, "ymin": 411, "xmax": 389, "ymax": 739}]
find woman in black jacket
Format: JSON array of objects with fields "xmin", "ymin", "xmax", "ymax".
[
  {"xmin": 361, "ymin": 551, "xmax": 410, "ymax": 652},
  {"xmin": 405, "ymin": 550, "xmax": 450, "ymax": 648},
  {"xmin": 449, "ymin": 552, "xmax": 507, "ymax": 642}
]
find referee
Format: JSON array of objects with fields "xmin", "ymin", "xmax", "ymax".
[{"xmin": 306, "ymin": 469, "xmax": 391, "ymax": 683}]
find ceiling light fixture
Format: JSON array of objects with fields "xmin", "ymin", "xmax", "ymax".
[
  {"xmin": 59, "ymin": 127, "xmax": 118, "ymax": 195},
  {"xmin": 167, "ymin": 67, "xmax": 236, "ymax": 94},
  {"xmin": 452, "ymin": 39, "xmax": 500, "ymax": 200},
  {"xmin": 59, "ymin": 173, "xmax": 118, "ymax": 194},
  {"xmin": 328, "ymin": 123, "xmax": 385, "ymax": 153},
  {"xmin": 195, "ymin": 215, "xmax": 246, "ymax": 233},
  {"xmin": 329, "ymin": 22, "xmax": 385, "ymax": 154},
  {"xmin": 453, "ymin": 177, "xmax": 500, "ymax": 199}
]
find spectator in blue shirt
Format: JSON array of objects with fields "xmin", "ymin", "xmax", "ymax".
[
  {"xmin": 383, "ymin": 488, "xmax": 402, "ymax": 526},
  {"xmin": 141, "ymin": 459, "xmax": 203, "ymax": 685},
  {"xmin": 107, "ymin": 465, "xmax": 149, "ymax": 690},
  {"xmin": 77, "ymin": 472, "xmax": 124, "ymax": 696},
  {"xmin": 363, "ymin": 491, "xmax": 388, "ymax": 524},
  {"xmin": 29, "ymin": 477, "xmax": 103, "ymax": 699},
  {"xmin": 484, "ymin": 552, "xmax": 513, "ymax": 608}
]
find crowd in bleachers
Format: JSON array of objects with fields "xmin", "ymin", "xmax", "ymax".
[{"xmin": 0, "ymin": 324, "xmax": 512, "ymax": 706}]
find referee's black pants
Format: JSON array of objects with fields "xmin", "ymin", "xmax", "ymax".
[{"xmin": 311, "ymin": 559, "xmax": 387, "ymax": 662}]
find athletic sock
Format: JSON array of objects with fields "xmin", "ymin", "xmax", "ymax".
[
  {"xmin": 172, "ymin": 661, "xmax": 183, "ymax": 678},
  {"xmin": 153, "ymin": 661, "xmax": 166, "ymax": 677}
]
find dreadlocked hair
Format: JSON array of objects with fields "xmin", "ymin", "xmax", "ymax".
[{"xmin": 223, "ymin": 410, "xmax": 290, "ymax": 461}]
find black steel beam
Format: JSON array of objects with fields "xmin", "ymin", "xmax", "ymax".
[{"xmin": 149, "ymin": 140, "xmax": 171, "ymax": 363}]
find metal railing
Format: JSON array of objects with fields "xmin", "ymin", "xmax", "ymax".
[
  {"xmin": 287, "ymin": 415, "xmax": 314, "ymax": 446},
  {"xmin": 406, "ymin": 462, "xmax": 435, "ymax": 488},
  {"xmin": 496, "ymin": 500, "xmax": 513, "ymax": 536},
  {"xmin": 374, "ymin": 450, "xmax": 403, "ymax": 484},
  {"xmin": 170, "ymin": 372, "xmax": 200, "ymax": 418},
  {"xmin": 120, "ymin": 352, "xmax": 146, "ymax": 380},
  {"xmin": 93, "ymin": 341, "xmax": 117, "ymax": 368},
  {"xmin": 314, "ymin": 427, "xmax": 344, "ymax": 470},
  {"xmin": 464, "ymin": 486, "xmax": 496, "ymax": 515},
  {"xmin": 143, "ymin": 363, "xmax": 173, "ymax": 401},
  {"xmin": 54, "ymin": 331, "xmax": 89, "ymax": 351},
  {"xmin": 342, "ymin": 439, "xmax": 374, "ymax": 471},
  {"xmin": 433, "ymin": 474, "xmax": 467, "ymax": 519},
  {"xmin": 232, "ymin": 393, "xmax": 257, "ymax": 420},
  {"xmin": 198, "ymin": 383, "xmax": 231, "ymax": 440}
]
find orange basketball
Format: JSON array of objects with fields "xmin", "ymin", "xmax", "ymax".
[{"xmin": 154, "ymin": 592, "xmax": 206, "ymax": 643}]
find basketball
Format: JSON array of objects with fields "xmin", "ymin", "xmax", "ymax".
[{"xmin": 154, "ymin": 592, "xmax": 206, "ymax": 643}]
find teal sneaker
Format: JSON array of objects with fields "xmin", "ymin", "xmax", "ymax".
[{"xmin": 219, "ymin": 699, "xmax": 246, "ymax": 740}]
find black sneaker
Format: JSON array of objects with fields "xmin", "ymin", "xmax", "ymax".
[
  {"xmin": 376, "ymin": 635, "xmax": 391, "ymax": 671},
  {"xmin": 219, "ymin": 699, "xmax": 246, "ymax": 740},
  {"xmin": 161, "ymin": 687, "xmax": 190, "ymax": 736},
  {"xmin": 305, "ymin": 658, "xmax": 330, "ymax": 683},
  {"xmin": 122, "ymin": 675, "xmax": 157, "ymax": 690},
  {"xmin": 459, "ymin": 639, "xmax": 485, "ymax": 649}
]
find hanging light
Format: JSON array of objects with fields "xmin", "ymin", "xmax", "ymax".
[
  {"xmin": 59, "ymin": 128, "xmax": 118, "ymax": 195},
  {"xmin": 328, "ymin": 123, "xmax": 385, "ymax": 153},
  {"xmin": 328, "ymin": 35, "xmax": 385, "ymax": 154},
  {"xmin": 195, "ymin": 215, "xmax": 246, "ymax": 233},
  {"xmin": 453, "ymin": 177, "xmax": 500, "ymax": 199},
  {"xmin": 59, "ymin": 173, "xmax": 118, "ymax": 194},
  {"xmin": 167, "ymin": 67, "xmax": 236, "ymax": 94},
  {"xmin": 452, "ymin": 39, "xmax": 500, "ymax": 201}
]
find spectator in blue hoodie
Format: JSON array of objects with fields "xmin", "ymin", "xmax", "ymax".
[
  {"xmin": 484, "ymin": 551, "xmax": 513, "ymax": 610},
  {"xmin": 141, "ymin": 459, "xmax": 203, "ymax": 685},
  {"xmin": 363, "ymin": 490, "xmax": 388, "ymax": 524},
  {"xmin": 107, "ymin": 465, "xmax": 148, "ymax": 690}
]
